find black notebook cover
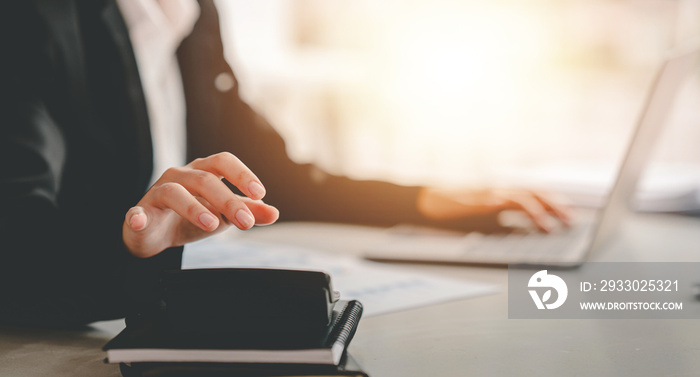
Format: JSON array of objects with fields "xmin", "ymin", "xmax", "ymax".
[
  {"xmin": 117, "ymin": 353, "xmax": 369, "ymax": 377},
  {"xmin": 104, "ymin": 300, "xmax": 363, "ymax": 365}
]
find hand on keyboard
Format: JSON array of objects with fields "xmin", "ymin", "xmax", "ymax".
[{"xmin": 416, "ymin": 187, "xmax": 572, "ymax": 233}]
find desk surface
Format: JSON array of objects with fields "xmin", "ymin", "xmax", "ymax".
[{"xmin": 2, "ymin": 212, "xmax": 700, "ymax": 377}]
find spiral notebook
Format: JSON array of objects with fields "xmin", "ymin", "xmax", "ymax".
[{"xmin": 104, "ymin": 300, "xmax": 363, "ymax": 366}]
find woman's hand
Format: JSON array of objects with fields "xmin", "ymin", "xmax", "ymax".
[
  {"xmin": 122, "ymin": 152, "xmax": 279, "ymax": 258},
  {"xmin": 417, "ymin": 187, "xmax": 571, "ymax": 232}
]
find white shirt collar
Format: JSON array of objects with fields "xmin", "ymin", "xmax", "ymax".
[{"xmin": 116, "ymin": 0, "xmax": 200, "ymax": 185}]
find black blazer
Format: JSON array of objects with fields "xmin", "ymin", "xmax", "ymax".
[{"xmin": 0, "ymin": 0, "xmax": 424, "ymax": 325}]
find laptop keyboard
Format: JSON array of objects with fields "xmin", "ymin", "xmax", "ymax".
[
  {"xmin": 364, "ymin": 221, "xmax": 596, "ymax": 266},
  {"xmin": 464, "ymin": 223, "xmax": 594, "ymax": 260}
]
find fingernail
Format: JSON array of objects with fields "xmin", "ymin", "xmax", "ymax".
[
  {"xmin": 199, "ymin": 213, "xmax": 218, "ymax": 229},
  {"xmin": 248, "ymin": 181, "xmax": 266, "ymax": 199},
  {"xmin": 235, "ymin": 209, "xmax": 254, "ymax": 228},
  {"xmin": 130, "ymin": 213, "xmax": 147, "ymax": 231}
]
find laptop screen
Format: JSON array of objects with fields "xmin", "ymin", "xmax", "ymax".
[{"xmin": 590, "ymin": 39, "xmax": 700, "ymax": 252}]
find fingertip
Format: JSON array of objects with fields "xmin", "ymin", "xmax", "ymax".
[
  {"xmin": 235, "ymin": 209, "xmax": 255, "ymax": 230},
  {"xmin": 552, "ymin": 207, "xmax": 572, "ymax": 227},
  {"xmin": 531, "ymin": 215, "xmax": 553, "ymax": 233},
  {"xmin": 258, "ymin": 206, "xmax": 280, "ymax": 226},
  {"xmin": 247, "ymin": 181, "xmax": 266, "ymax": 200},
  {"xmin": 561, "ymin": 214, "xmax": 572, "ymax": 228},
  {"xmin": 198, "ymin": 212, "xmax": 219, "ymax": 231},
  {"xmin": 129, "ymin": 210, "xmax": 148, "ymax": 231}
]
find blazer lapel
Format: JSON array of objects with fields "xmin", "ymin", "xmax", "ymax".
[{"xmin": 100, "ymin": 0, "xmax": 153, "ymax": 189}]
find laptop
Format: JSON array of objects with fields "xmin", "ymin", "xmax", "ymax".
[{"xmin": 363, "ymin": 40, "xmax": 700, "ymax": 267}]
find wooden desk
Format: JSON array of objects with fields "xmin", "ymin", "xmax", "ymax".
[{"xmin": 2, "ymin": 213, "xmax": 700, "ymax": 377}]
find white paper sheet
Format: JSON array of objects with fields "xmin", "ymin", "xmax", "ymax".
[{"xmin": 182, "ymin": 236, "xmax": 498, "ymax": 317}]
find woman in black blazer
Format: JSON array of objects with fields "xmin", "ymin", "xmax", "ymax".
[{"xmin": 0, "ymin": 0, "xmax": 567, "ymax": 326}]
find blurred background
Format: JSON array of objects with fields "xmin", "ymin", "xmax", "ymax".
[{"xmin": 214, "ymin": 0, "xmax": 700, "ymax": 208}]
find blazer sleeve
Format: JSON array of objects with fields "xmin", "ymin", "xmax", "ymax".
[
  {"xmin": 220, "ymin": 100, "xmax": 429, "ymax": 227},
  {"xmin": 181, "ymin": 0, "xmax": 427, "ymax": 228}
]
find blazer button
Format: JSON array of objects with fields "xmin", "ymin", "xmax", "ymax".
[{"xmin": 214, "ymin": 72, "xmax": 235, "ymax": 92}]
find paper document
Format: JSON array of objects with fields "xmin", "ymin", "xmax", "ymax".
[{"xmin": 183, "ymin": 236, "xmax": 498, "ymax": 317}]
